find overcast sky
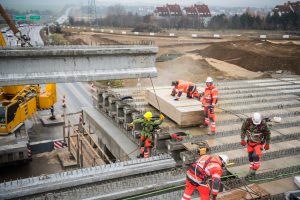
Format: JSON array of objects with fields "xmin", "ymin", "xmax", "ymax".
[
  {"xmin": 0, "ymin": 0, "xmax": 291, "ymax": 10},
  {"xmin": 96, "ymin": 0, "xmax": 290, "ymax": 7}
]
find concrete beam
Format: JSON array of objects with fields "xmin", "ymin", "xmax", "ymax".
[
  {"xmin": 0, "ymin": 154, "xmax": 176, "ymax": 199},
  {"xmin": 0, "ymin": 45, "xmax": 158, "ymax": 86}
]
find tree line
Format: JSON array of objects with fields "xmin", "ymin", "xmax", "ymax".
[
  {"xmin": 68, "ymin": 5, "xmax": 300, "ymax": 31},
  {"xmin": 209, "ymin": 11, "xmax": 300, "ymax": 30}
]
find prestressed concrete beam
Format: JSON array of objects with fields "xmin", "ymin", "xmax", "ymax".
[
  {"xmin": 0, "ymin": 45, "xmax": 158, "ymax": 86},
  {"xmin": 0, "ymin": 154, "xmax": 175, "ymax": 199}
]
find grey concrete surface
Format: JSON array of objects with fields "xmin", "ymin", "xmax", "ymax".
[
  {"xmin": 0, "ymin": 45, "xmax": 158, "ymax": 86},
  {"xmin": 83, "ymin": 107, "xmax": 138, "ymax": 161}
]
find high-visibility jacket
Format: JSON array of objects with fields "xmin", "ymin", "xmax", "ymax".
[
  {"xmin": 186, "ymin": 155, "xmax": 223, "ymax": 196},
  {"xmin": 202, "ymin": 85, "xmax": 218, "ymax": 107},
  {"xmin": 175, "ymin": 80, "xmax": 195, "ymax": 94}
]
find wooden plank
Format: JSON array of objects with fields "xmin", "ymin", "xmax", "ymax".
[
  {"xmin": 218, "ymin": 184, "xmax": 270, "ymax": 200},
  {"xmin": 145, "ymin": 87, "xmax": 204, "ymax": 127}
]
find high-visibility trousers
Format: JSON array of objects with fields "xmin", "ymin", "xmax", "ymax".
[
  {"xmin": 247, "ymin": 142, "xmax": 262, "ymax": 170},
  {"xmin": 204, "ymin": 106, "xmax": 216, "ymax": 133},
  {"xmin": 181, "ymin": 179, "xmax": 210, "ymax": 200},
  {"xmin": 140, "ymin": 135, "xmax": 152, "ymax": 158}
]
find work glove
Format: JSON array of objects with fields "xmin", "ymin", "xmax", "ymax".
[
  {"xmin": 264, "ymin": 144, "xmax": 270, "ymax": 150},
  {"xmin": 171, "ymin": 89, "xmax": 177, "ymax": 96},
  {"xmin": 159, "ymin": 114, "xmax": 165, "ymax": 121},
  {"xmin": 171, "ymin": 133, "xmax": 183, "ymax": 141},
  {"xmin": 241, "ymin": 140, "xmax": 246, "ymax": 146}
]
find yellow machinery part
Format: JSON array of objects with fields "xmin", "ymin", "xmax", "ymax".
[
  {"xmin": 39, "ymin": 83, "xmax": 57, "ymax": 109},
  {"xmin": 0, "ymin": 96, "xmax": 37, "ymax": 135},
  {"xmin": 199, "ymin": 147, "xmax": 207, "ymax": 156},
  {"xmin": 0, "ymin": 32, "xmax": 6, "ymax": 48},
  {"xmin": 2, "ymin": 85, "xmax": 24, "ymax": 96},
  {"xmin": 0, "ymin": 84, "xmax": 56, "ymax": 135}
]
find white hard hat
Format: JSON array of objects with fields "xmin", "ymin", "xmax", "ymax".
[
  {"xmin": 218, "ymin": 154, "xmax": 229, "ymax": 166},
  {"xmin": 206, "ymin": 77, "xmax": 213, "ymax": 83},
  {"xmin": 252, "ymin": 112, "xmax": 262, "ymax": 125}
]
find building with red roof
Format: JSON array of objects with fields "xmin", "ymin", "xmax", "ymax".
[{"xmin": 273, "ymin": 1, "xmax": 300, "ymax": 16}]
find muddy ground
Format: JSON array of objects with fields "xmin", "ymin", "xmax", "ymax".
[
  {"xmin": 64, "ymin": 30, "xmax": 300, "ymax": 87},
  {"xmin": 195, "ymin": 40, "xmax": 300, "ymax": 75}
]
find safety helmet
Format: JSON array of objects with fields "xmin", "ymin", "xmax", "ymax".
[
  {"xmin": 218, "ymin": 154, "xmax": 229, "ymax": 166},
  {"xmin": 171, "ymin": 81, "xmax": 178, "ymax": 86},
  {"xmin": 144, "ymin": 111, "xmax": 153, "ymax": 121},
  {"xmin": 252, "ymin": 112, "xmax": 262, "ymax": 125},
  {"xmin": 206, "ymin": 77, "xmax": 213, "ymax": 83}
]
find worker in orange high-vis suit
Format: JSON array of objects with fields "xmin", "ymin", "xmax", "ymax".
[
  {"xmin": 200, "ymin": 77, "xmax": 218, "ymax": 134},
  {"xmin": 182, "ymin": 154, "xmax": 229, "ymax": 200},
  {"xmin": 241, "ymin": 112, "xmax": 271, "ymax": 179},
  {"xmin": 171, "ymin": 80, "xmax": 200, "ymax": 101}
]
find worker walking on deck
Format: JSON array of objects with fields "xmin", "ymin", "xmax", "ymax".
[
  {"xmin": 241, "ymin": 112, "xmax": 271, "ymax": 178},
  {"xmin": 200, "ymin": 77, "xmax": 218, "ymax": 134},
  {"xmin": 182, "ymin": 154, "xmax": 229, "ymax": 200},
  {"xmin": 171, "ymin": 80, "xmax": 200, "ymax": 101},
  {"xmin": 129, "ymin": 112, "xmax": 164, "ymax": 158}
]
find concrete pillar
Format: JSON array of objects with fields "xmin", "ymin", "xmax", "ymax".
[
  {"xmin": 102, "ymin": 92, "xmax": 111, "ymax": 113},
  {"xmin": 116, "ymin": 101, "xmax": 126, "ymax": 124},
  {"xmin": 108, "ymin": 96, "xmax": 117, "ymax": 118}
]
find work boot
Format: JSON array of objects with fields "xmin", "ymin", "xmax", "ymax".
[
  {"xmin": 207, "ymin": 131, "xmax": 216, "ymax": 135},
  {"xmin": 245, "ymin": 169, "xmax": 256, "ymax": 179},
  {"xmin": 199, "ymin": 124, "xmax": 208, "ymax": 128},
  {"xmin": 136, "ymin": 154, "xmax": 144, "ymax": 158}
]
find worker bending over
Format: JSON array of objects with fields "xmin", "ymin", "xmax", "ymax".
[
  {"xmin": 129, "ymin": 112, "xmax": 164, "ymax": 158},
  {"xmin": 200, "ymin": 77, "xmax": 218, "ymax": 134},
  {"xmin": 241, "ymin": 112, "xmax": 271, "ymax": 178},
  {"xmin": 182, "ymin": 154, "xmax": 229, "ymax": 200},
  {"xmin": 171, "ymin": 80, "xmax": 200, "ymax": 101}
]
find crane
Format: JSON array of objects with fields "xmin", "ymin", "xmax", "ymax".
[{"xmin": 0, "ymin": 4, "xmax": 32, "ymax": 47}]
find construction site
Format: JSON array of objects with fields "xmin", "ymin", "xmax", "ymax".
[{"xmin": 1, "ymin": 1, "xmax": 300, "ymax": 200}]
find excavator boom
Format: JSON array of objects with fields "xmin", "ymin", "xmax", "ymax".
[{"xmin": 0, "ymin": 4, "xmax": 32, "ymax": 46}]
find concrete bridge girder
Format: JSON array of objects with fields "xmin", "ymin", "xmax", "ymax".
[{"xmin": 0, "ymin": 45, "xmax": 158, "ymax": 86}]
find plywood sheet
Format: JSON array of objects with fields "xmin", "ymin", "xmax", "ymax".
[{"xmin": 145, "ymin": 87, "xmax": 204, "ymax": 127}]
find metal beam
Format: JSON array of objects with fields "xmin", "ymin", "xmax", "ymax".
[{"xmin": 0, "ymin": 45, "xmax": 158, "ymax": 86}]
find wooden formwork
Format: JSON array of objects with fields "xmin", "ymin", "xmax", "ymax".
[{"xmin": 59, "ymin": 111, "xmax": 112, "ymax": 168}]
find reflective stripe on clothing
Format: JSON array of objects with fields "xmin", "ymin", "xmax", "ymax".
[
  {"xmin": 187, "ymin": 173, "xmax": 207, "ymax": 186},
  {"xmin": 212, "ymin": 174, "xmax": 221, "ymax": 179}
]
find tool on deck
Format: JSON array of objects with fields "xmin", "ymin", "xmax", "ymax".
[{"xmin": 183, "ymin": 141, "xmax": 210, "ymax": 156}]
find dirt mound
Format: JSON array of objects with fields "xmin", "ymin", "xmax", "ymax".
[
  {"xmin": 195, "ymin": 40, "xmax": 300, "ymax": 75},
  {"xmin": 70, "ymin": 38, "xmax": 87, "ymax": 45},
  {"xmin": 91, "ymin": 35, "xmax": 122, "ymax": 45}
]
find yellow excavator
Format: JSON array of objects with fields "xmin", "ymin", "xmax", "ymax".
[{"xmin": 0, "ymin": 84, "xmax": 57, "ymax": 135}]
